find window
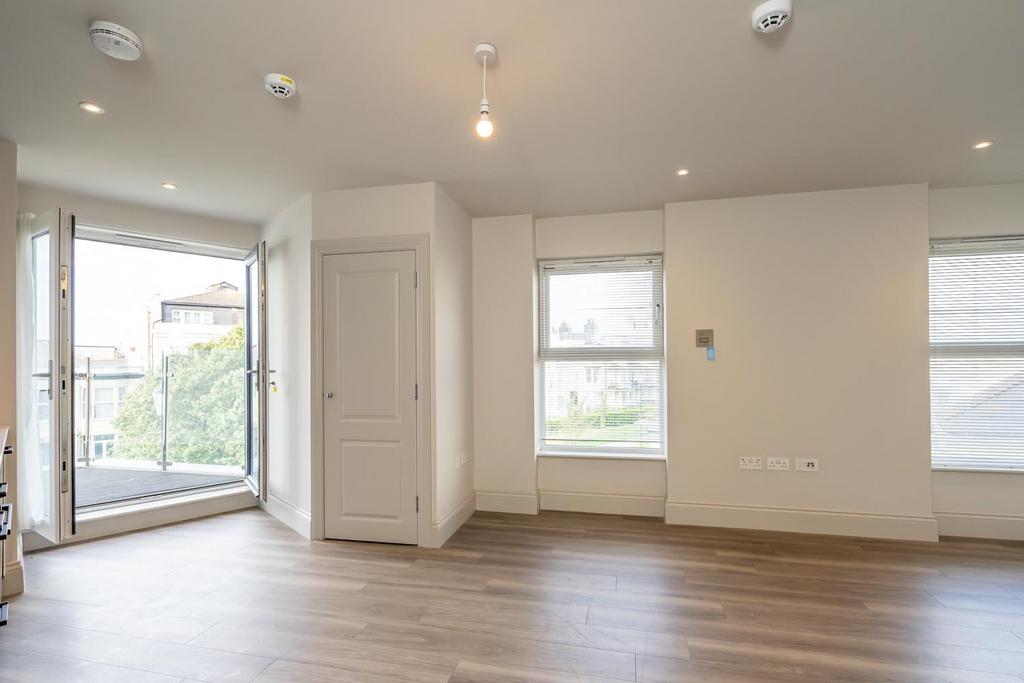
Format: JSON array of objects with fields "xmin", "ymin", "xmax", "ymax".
[
  {"xmin": 172, "ymin": 309, "xmax": 213, "ymax": 324},
  {"xmin": 929, "ymin": 238, "xmax": 1024, "ymax": 470},
  {"xmin": 93, "ymin": 434, "xmax": 115, "ymax": 459},
  {"xmin": 539, "ymin": 255, "xmax": 664, "ymax": 455},
  {"xmin": 93, "ymin": 386, "xmax": 116, "ymax": 420}
]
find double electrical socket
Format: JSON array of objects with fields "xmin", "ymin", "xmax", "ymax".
[{"xmin": 740, "ymin": 456, "xmax": 819, "ymax": 472}]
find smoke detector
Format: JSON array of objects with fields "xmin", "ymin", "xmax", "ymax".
[
  {"xmin": 752, "ymin": 0, "xmax": 792, "ymax": 33},
  {"xmin": 89, "ymin": 20, "xmax": 143, "ymax": 61},
  {"xmin": 264, "ymin": 73, "xmax": 297, "ymax": 99}
]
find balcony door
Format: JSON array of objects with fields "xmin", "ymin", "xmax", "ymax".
[
  {"xmin": 19, "ymin": 211, "xmax": 269, "ymax": 545},
  {"xmin": 244, "ymin": 242, "xmax": 268, "ymax": 500},
  {"xmin": 21, "ymin": 209, "xmax": 74, "ymax": 543}
]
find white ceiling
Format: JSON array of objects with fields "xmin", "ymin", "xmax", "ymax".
[{"xmin": 1, "ymin": 0, "xmax": 1022, "ymax": 224}]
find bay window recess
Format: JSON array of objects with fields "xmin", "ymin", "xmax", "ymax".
[
  {"xmin": 538, "ymin": 255, "xmax": 665, "ymax": 456},
  {"xmin": 929, "ymin": 237, "xmax": 1024, "ymax": 471}
]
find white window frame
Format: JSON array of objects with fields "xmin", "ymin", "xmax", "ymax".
[
  {"xmin": 538, "ymin": 254, "xmax": 665, "ymax": 458},
  {"xmin": 929, "ymin": 236, "xmax": 1024, "ymax": 472}
]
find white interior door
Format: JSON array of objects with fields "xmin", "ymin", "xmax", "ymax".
[{"xmin": 322, "ymin": 250, "xmax": 418, "ymax": 544}]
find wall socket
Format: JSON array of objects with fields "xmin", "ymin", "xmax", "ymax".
[
  {"xmin": 767, "ymin": 457, "xmax": 790, "ymax": 471},
  {"xmin": 739, "ymin": 457, "xmax": 762, "ymax": 470},
  {"xmin": 795, "ymin": 458, "xmax": 819, "ymax": 472},
  {"xmin": 457, "ymin": 451, "xmax": 470, "ymax": 468}
]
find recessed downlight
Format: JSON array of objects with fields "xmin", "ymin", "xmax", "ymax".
[
  {"xmin": 160, "ymin": 182, "xmax": 178, "ymax": 190},
  {"xmin": 676, "ymin": 168, "xmax": 690, "ymax": 176},
  {"xmin": 79, "ymin": 101, "xmax": 105, "ymax": 114},
  {"xmin": 972, "ymin": 140, "xmax": 993, "ymax": 150}
]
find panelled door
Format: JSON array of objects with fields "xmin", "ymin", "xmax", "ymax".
[{"xmin": 322, "ymin": 250, "xmax": 418, "ymax": 544}]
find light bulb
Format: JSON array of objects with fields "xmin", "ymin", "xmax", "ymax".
[{"xmin": 476, "ymin": 112, "xmax": 494, "ymax": 138}]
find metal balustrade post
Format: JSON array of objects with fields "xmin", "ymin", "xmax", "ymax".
[{"xmin": 159, "ymin": 354, "xmax": 171, "ymax": 471}]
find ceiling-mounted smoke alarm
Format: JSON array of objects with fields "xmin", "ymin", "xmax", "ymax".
[
  {"xmin": 752, "ymin": 0, "xmax": 792, "ymax": 33},
  {"xmin": 264, "ymin": 73, "xmax": 297, "ymax": 99},
  {"xmin": 89, "ymin": 20, "xmax": 143, "ymax": 61}
]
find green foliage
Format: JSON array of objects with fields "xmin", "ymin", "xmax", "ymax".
[
  {"xmin": 190, "ymin": 324, "xmax": 244, "ymax": 351},
  {"xmin": 545, "ymin": 405, "xmax": 657, "ymax": 448},
  {"xmin": 113, "ymin": 326, "xmax": 246, "ymax": 467},
  {"xmin": 546, "ymin": 406, "xmax": 647, "ymax": 432}
]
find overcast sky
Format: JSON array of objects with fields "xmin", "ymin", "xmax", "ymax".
[{"xmin": 73, "ymin": 239, "xmax": 245, "ymax": 358}]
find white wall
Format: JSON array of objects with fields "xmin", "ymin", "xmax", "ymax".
[
  {"xmin": 930, "ymin": 182, "xmax": 1024, "ymax": 239},
  {"xmin": 260, "ymin": 195, "xmax": 313, "ymax": 536},
  {"xmin": 18, "ymin": 183, "xmax": 258, "ymax": 250},
  {"xmin": 535, "ymin": 210, "xmax": 663, "ymax": 259},
  {"xmin": 312, "ymin": 183, "xmax": 435, "ymax": 240},
  {"xmin": 432, "ymin": 186, "xmax": 474, "ymax": 529},
  {"xmin": 533, "ymin": 210, "xmax": 668, "ymax": 516},
  {"xmin": 307, "ymin": 182, "xmax": 474, "ymax": 545},
  {"xmin": 472, "ymin": 215, "xmax": 539, "ymax": 514},
  {"xmin": 664, "ymin": 185, "xmax": 937, "ymax": 541},
  {"xmin": 930, "ymin": 182, "xmax": 1024, "ymax": 539},
  {"xmin": 538, "ymin": 457, "xmax": 666, "ymax": 517},
  {"xmin": 0, "ymin": 140, "xmax": 20, "ymax": 596}
]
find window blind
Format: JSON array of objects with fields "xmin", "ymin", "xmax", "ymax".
[
  {"xmin": 539, "ymin": 256, "xmax": 664, "ymax": 454},
  {"xmin": 929, "ymin": 238, "xmax": 1024, "ymax": 470}
]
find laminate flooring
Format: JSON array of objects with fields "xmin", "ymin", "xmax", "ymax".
[{"xmin": 4, "ymin": 509, "xmax": 1024, "ymax": 682}]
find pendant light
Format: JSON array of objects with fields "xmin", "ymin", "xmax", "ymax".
[{"xmin": 474, "ymin": 43, "xmax": 497, "ymax": 139}]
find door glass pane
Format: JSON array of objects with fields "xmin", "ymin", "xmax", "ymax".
[
  {"xmin": 245, "ymin": 257, "xmax": 260, "ymax": 488},
  {"xmin": 29, "ymin": 230, "xmax": 54, "ymax": 528},
  {"xmin": 72, "ymin": 235, "xmax": 246, "ymax": 509}
]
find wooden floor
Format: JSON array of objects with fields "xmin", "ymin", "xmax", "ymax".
[
  {"xmin": 5, "ymin": 511, "xmax": 1024, "ymax": 682},
  {"xmin": 75, "ymin": 467, "xmax": 243, "ymax": 508}
]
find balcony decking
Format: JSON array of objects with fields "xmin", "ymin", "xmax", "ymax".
[{"xmin": 75, "ymin": 466, "xmax": 243, "ymax": 508}]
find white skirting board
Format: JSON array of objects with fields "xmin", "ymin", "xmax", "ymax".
[
  {"xmin": 426, "ymin": 492, "xmax": 476, "ymax": 548},
  {"xmin": 260, "ymin": 494, "xmax": 313, "ymax": 539},
  {"xmin": 665, "ymin": 501, "xmax": 939, "ymax": 542},
  {"xmin": 935, "ymin": 512, "xmax": 1024, "ymax": 541},
  {"xmin": 540, "ymin": 491, "xmax": 665, "ymax": 517},
  {"xmin": 475, "ymin": 490, "xmax": 539, "ymax": 515}
]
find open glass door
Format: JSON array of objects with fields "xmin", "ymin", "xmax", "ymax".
[
  {"xmin": 20, "ymin": 209, "xmax": 75, "ymax": 543},
  {"xmin": 244, "ymin": 242, "xmax": 268, "ymax": 500}
]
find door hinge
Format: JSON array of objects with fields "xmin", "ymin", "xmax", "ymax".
[
  {"xmin": 416, "ymin": 496, "xmax": 419, "ymax": 513},
  {"xmin": 414, "ymin": 383, "xmax": 418, "ymax": 400},
  {"xmin": 413, "ymin": 271, "xmax": 418, "ymax": 288}
]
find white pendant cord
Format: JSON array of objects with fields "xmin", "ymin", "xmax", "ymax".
[{"xmin": 481, "ymin": 56, "xmax": 488, "ymax": 106}]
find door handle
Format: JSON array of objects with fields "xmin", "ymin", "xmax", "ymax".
[{"xmin": 325, "ymin": 392, "xmax": 334, "ymax": 399}]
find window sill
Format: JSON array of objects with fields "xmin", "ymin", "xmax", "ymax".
[{"xmin": 538, "ymin": 451, "xmax": 666, "ymax": 462}]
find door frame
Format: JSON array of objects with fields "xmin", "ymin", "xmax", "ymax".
[{"xmin": 310, "ymin": 234, "xmax": 431, "ymax": 545}]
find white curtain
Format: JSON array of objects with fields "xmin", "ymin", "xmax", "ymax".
[{"xmin": 15, "ymin": 211, "xmax": 45, "ymax": 527}]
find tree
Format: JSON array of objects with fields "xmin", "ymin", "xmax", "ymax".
[{"xmin": 113, "ymin": 326, "xmax": 246, "ymax": 468}]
